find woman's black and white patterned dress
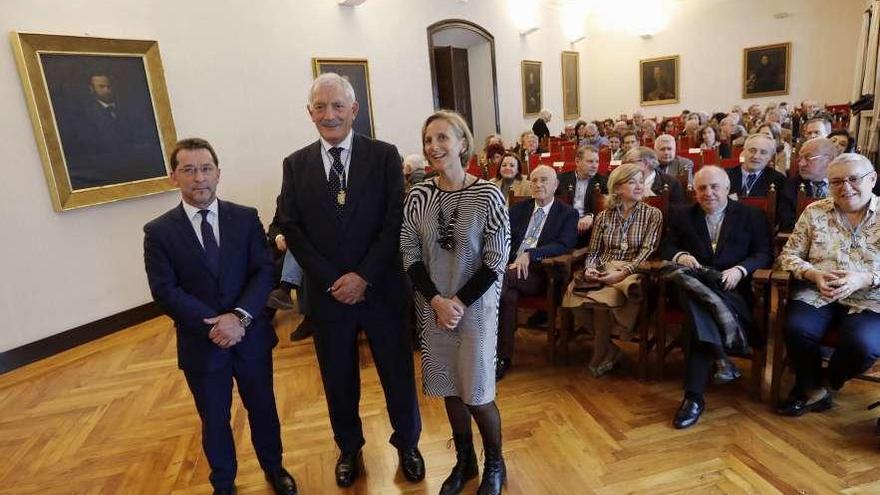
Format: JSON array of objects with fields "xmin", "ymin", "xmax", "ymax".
[{"xmin": 401, "ymin": 178, "xmax": 510, "ymax": 406}]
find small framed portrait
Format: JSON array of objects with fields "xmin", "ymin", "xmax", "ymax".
[
  {"xmin": 743, "ymin": 42, "xmax": 791, "ymax": 98},
  {"xmin": 521, "ymin": 60, "xmax": 542, "ymax": 117},
  {"xmin": 640, "ymin": 55, "xmax": 679, "ymax": 106},
  {"xmin": 312, "ymin": 58, "xmax": 375, "ymax": 138},
  {"xmin": 561, "ymin": 51, "xmax": 580, "ymax": 120},
  {"xmin": 11, "ymin": 32, "xmax": 177, "ymax": 211}
]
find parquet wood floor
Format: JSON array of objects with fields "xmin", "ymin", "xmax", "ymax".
[{"xmin": 2, "ymin": 309, "xmax": 880, "ymax": 495}]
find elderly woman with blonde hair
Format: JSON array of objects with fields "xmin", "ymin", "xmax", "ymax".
[{"xmin": 562, "ymin": 163, "xmax": 663, "ymax": 376}]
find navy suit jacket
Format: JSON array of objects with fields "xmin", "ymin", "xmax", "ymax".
[
  {"xmin": 661, "ymin": 201, "xmax": 773, "ymax": 285},
  {"xmin": 508, "ymin": 198, "xmax": 578, "ymax": 264},
  {"xmin": 556, "ymin": 171, "xmax": 608, "ymax": 217},
  {"xmin": 727, "ymin": 165, "xmax": 786, "ymax": 198},
  {"xmin": 144, "ymin": 200, "xmax": 277, "ymax": 372},
  {"xmin": 278, "ymin": 133, "xmax": 406, "ymax": 321}
]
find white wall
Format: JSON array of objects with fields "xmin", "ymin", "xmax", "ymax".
[{"xmin": 0, "ymin": 0, "xmax": 863, "ymax": 352}]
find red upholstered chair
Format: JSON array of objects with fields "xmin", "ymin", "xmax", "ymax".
[
  {"xmin": 720, "ymin": 158, "xmax": 740, "ymax": 170},
  {"xmin": 732, "ymin": 146, "xmax": 743, "ymax": 162},
  {"xmin": 701, "ymin": 148, "xmax": 719, "ymax": 166}
]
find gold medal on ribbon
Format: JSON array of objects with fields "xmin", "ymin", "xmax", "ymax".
[
  {"xmin": 620, "ymin": 241, "xmax": 629, "ymax": 251},
  {"xmin": 337, "ymin": 190, "xmax": 346, "ymax": 205}
]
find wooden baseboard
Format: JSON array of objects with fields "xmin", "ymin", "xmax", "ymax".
[{"xmin": 0, "ymin": 302, "xmax": 163, "ymax": 374}]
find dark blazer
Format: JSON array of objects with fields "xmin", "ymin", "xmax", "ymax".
[
  {"xmin": 144, "ymin": 200, "xmax": 277, "ymax": 372},
  {"xmin": 532, "ymin": 118, "xmax": 550, "ymax": 141},
  {"xmin": 727, "ymin": 165, "xmax": 786, "ymax": 198},
  {"xmin": 507, "ymin": 198, "xmax": 578, "ymax": 264},
  {"xmin": 277, "ymin": 133, "xmax": 406, "ymax": 321},
  {"xmin": 652, "ymin": 171, "xmax": 686, "ymax": 204},
  {"xmin": 778, "ymin": 176, "xmax": 827, "ymax": 232},
  {"xmin": 556, "ymin": 171, "xmax": 608, "ymax": 217}
]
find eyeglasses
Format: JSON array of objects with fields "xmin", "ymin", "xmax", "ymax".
[
  {"xmin": 797, "ymin": 154, "xmax": 827, "ymax": 163},
  {"xmin": 829, "ymin": 170, "xmax": 876, "ymax": 189},
  {"xmin": 176, "ymin": 164, "xmax": 217, "ymax": 176}
]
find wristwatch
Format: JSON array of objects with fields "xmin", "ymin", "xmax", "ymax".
[{"xmin": 233, "ymin": 309, "xmax": 253, "ymax": 328}]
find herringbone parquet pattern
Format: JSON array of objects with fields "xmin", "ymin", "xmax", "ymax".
[{"xmin": 2, "ymin": 310, "xmax": 880, "ymax": 494}]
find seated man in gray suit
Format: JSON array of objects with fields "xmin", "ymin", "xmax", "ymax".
[{"xmin": 655, "ymin": 134, "xmax": 694, "ymax": 186}]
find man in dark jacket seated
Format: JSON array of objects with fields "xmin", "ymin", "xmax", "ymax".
[
  {"xmin": 497, "ymin": 165, "xmax": 578, "ymax": 380},
  {"xmin": 557, "ymin": 145, "xmax": 608, "ymax": 247},
  {"xmin": 778, "ymin": 138, "xmax": 837, "ymax": 231},
  {"xmin": 661, "ymin": 165, "xmax": 773, "ymax": 429}
]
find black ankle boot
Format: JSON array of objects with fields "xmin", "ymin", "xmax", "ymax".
[
  {"xmin": 439, "ymin": 435, "xmax": 478, "ymax": 495},
  {"xmin": 476, "ymin": 447, "xmax": 506, "ymax": 495}
]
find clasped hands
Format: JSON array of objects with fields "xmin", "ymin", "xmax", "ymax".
[
  {"xmin": 431, "ymin": 294, "xmax": 465, "ymax": 331},
  {"xmin": 330, "ymin": 272, "xmax": 368, "ymax": 305},
  {"xmin": 806, "ymin": 269, "xmax": 872, "ymax": 301},
  {"xmin": 676, "ymin": 254, "xmax": 743, "ymax": 291},
  {"xmin": 583, "ymin": 265, "xmax": 627, "ymax": 285},
  {"xmin": 204, "ymin": 313, "xmax": 244, "ymax": 349}
]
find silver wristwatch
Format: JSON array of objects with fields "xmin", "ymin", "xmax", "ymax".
[{"xmin": 233, "ymin": 309, "xmax": 252, "ymax": 328}]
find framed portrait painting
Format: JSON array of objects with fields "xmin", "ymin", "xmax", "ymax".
[
  {"xmin": 743, "ymin": 42, "xmax": 790, "ymax": 98},
  {"xmin": 312, "ymin": 58, "xmax": 375, "ymax": 138},
  {"xmin": 639, "ymin": 55, "xmax": 679, "ymax": 106},
  {"xmin": 561, "ymin": 51, "xmax": 580, "ymax": 120},
  {"xmin": 521, "ymin": 60, "xmax": 542, "ymax": 117},
  {"xmin": 11, "ymin": 32, "xmax": 177, "ymax": 211}
]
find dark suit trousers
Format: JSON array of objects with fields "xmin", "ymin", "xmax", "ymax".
[
  {"xmin": 312, "ymin": 314, "xmax": 421, "ymax": 453},
  {"xmin": 676, "ymin": 286, "xmax": 724, "ymax": 396},
  {"xmin": 498, "ymin": 267, "xmax": 547, "ymax": 361},
  {"xmin": 785, "ymin": 300, "xmax": 880, "ymax": 392},
  {"xmin": 183, "ymin": 353, "xmax": 282, "ymax": 490}
]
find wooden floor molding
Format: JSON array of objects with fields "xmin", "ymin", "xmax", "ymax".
[{"xmin": 2, "ymin": 310, "xmax": 880, "ymax": 494}]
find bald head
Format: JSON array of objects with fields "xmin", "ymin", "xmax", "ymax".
[
  {"xmin": 529, "ymin": 165, "xmax": 559, "ymax": 205},
  {"xmin": 798, "ymin": 138, "xmax": 839, "ymax": 181},
  {"xmin": 693, "ymin": 165, "xmax": 730, "ymax": 214}
]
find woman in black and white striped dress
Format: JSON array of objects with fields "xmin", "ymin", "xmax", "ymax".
[{"xmin": 401, "ymin": 110, "xmax": 510, "ymax": 495}]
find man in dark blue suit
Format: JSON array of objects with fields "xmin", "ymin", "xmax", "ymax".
[
  {"xmin": 497, "ymin": 165, "xmax": 578, "ymax": 380},
  {"xmin": 727, "ymin": 133, "xmax": 786, "ymax": 199},
  {"xmin": 661, "ymin": 165, "xmax": 773, "ymax": 429},
  {"xmin": 277, "ymin": 74, "xmax": 423, "ymax": 487},
  {"xmin": 143, "ymin": 138, "xmax": 296, "ymax": 495}
]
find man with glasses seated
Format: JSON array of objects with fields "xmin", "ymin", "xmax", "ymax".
[
  {"xmin": 776, "ymin": 153, "xmax": 880, "ymax": 416},
  {"xmin": 778, "ymin": 138, "xmax": 839, "ymax": 232}
]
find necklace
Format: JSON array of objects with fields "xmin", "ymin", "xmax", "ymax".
[{"xmin": 436, "ymin": 175, "xmax": 468, "ymax": 251}]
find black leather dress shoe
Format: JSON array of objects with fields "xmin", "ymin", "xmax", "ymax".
[
  {"xmin": 495, "ymin": 357, "xmax": 512, "ymax": 381},
  {"xmin": 673, "ymin": 398, "xmax": 705, "ymax": 429},
  {"xmin": 713, "ymin": 360, "xmax": 742, "ymax": 385},
  {"xmin": 335, "ymin": 450, "xmax": 362, "ymax": 487},
  {"xmin": 265, "ymin": 467, "xmax": 298, "ymax": 495},
  {"xmin": 398, "ymin": 446, "xmax": 426, "ymax": 482},
  {"xmin": 776, "ymin": 392, "xmax": 833, "ymax": 417}
]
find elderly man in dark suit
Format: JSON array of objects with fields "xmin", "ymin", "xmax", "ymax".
[
  {"xmin": 624, "ymin": 146, "xmax": 685, "ymax": 204},
  {"xmin": 778, "ymin": 137, "xmax": 838, "ymax": 231},
  {"xmin": 557, "ymin": 145, "xmax": 608, "ymax": 247},
  {"xmin": 727, "ymin": 133, "xmax": 786, "ymax": 199},
  {"xmin": 277, "ymin": 73, "xmax": 423, "ymax": 488},
  {"xmin": 654, "ymin": 134, "xmax": 695, "ymax": 186},
  {"xmin": 497, "ymin": 165, "xmax": 578, "ymax": 380},
  {"xmin": 661, "ymin": 165, "xmax": 772, "ymax": 429},
  {"xmin": 143, "ymin": 138, "xmax": 297, "ymax": 495}
]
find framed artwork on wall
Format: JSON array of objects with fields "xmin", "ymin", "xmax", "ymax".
[
  {"xmin": 312, "ymin": 58, "xmax": 375, "ymax": 138},
  {"xmin": 11, "ymin": 32, "xmax": 178, "ymax": 211},
  {"xmin": 639, "ymin": 55, "xmax": 679, "ymax": 106},
  {"xmin": 743, "ymin": 42, "xmax": 791, "ymax": 98},
  {"xmin": 561, "ymin": 51, "xmax": 580, "ymax": 120},
  {"xmin": 521, "ymin": 60, "xmax": 542, "ymax": 117}
]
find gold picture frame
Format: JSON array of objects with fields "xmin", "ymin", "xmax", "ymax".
[
  {"xmin": 639, "ymin": 55, "xmax": 679, "ymax": 106},
  {"xmin": 11, "ymin": 32, "xmax": 177, "ymax": 211},
  {"xmin": 743, "ymin": 42, "xmax": 791, "ymax": 98},
  {"xmin": 561, "ymin": 51, "xmax": 580, "ymax": 120},
  {"xmin": 312, "ymin": 58, "xmax": 375, "ymax": 138},
  {"xmin": 521, "ymin": 60, "xmax": 542, "ymax": 117}
]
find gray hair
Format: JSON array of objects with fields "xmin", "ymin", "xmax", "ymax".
[
  {"xmin": 403, "ymin": 153, "xmax": 426, "ymax": 171},
  {"xmin": 828, "ymin": 153, "xmax": 875, "ymax": 175},
  {"xmin": 654, "ymin": 134, "xmax": 675, "ymax": 148},
  {"xmin": 308, "ymin": 73, "xmax": 356, "ymax": 108},
  {"xmin": 539, "ymin": 108, "xmax": 552, "ymax": 121},
  {"xmin": 744, "ymin": 132, "xmax": 776, "ymax": 150}
]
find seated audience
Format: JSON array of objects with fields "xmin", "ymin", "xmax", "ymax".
[
  {"xmin": 561, "ymin": 163, "xmax": 662, "ymax": 376},
  {"xmin": 802, "ymin": 117, "xmax": 831, "ymax": 141},
  {"xmin": 497, "ymin": 165, "xmax": 578, "ymax": 380},
  {"xmin": 532, "ymin": 109, "xmax": 552, "ymax": 141},
  {"xmin": 478, "ymin": 134, "xmax": 504, "ymax": 171},
  {"xmin": 484, "ymin": 143, "xmax": 506, "ymax": 176},
  {"xmin": 829, "ymin": 129, "xmax": 856, "ymax": 154},
  {"xmin": 557, "ymin": 145, "xmax": 609, "ymax": 246},
  {"xmin": 727, "ymin": 133, "xmax": 786, "ymax": 199},
  {"xmin": 698, "ymin": 123, "xmax": 721, "ymax": 154},
  {"xmin": 776, "ymin": 153, "xmax": 880, "ymax": 417},
  {"xmin": 757, "ymin": 122, "xmax": 792, "ymax": 174},
  {"xmin": 581, "ymin": 123, "xmax": 609, "ymax": 148},
  {"xmin": 608, "ymin": 134, "xmax": 624, "ymax": 161},
  {"xmin": 719, "ymin": 115, "xmax": 746, "ymax": 149},
  {"xmin": 491, "ymin": 152, "xmax": 530, "ymax": 201},
  {"xmin": 403, "ymin": 153, "xmax": 427, "ymax": 189},
  {"xmin": 514, "ymin": 131, "xmax": 543, "ymax": 169},
  {"xmin": 621, "ymin": 131, "xmax": 639, "ymax": 157},
  {"xmin": 655, "ymin": 134, "xmax": 694, "ymax": 186},
  {"xmin": 660, "ymin": 118, "xmax": 678, "ymax": 136},
  {"xmin": 778, "ymin": 138, "xmax": 838, "ymax": 231},
  {"xmin": 561, "ymin": 123, "xmax": 576, "ymax": 140},
  {"xmin": 662, "ymin": 166, "xmax": 773, "ymax": 429},
  {"xmin": 624, "ymin": 146, "xmax": 685, "ymax": 204},
  {"xmin": 574, "ymin": 120, "xmax": 588, "ymax": 144}
]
